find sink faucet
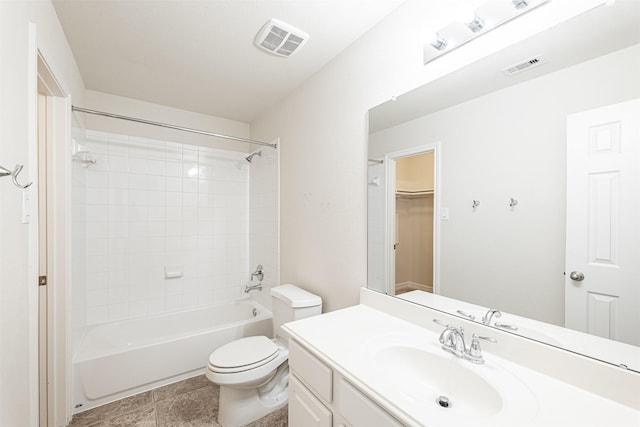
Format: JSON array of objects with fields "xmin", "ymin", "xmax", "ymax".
[
  {"xmin": 482, "ymin": 309, "xmax": 502, "ymax": 325},
  {"xmin": 438, "ymin": 324, "xmax": 467, "ymax": 358},
  {"xmin": 434, "ymin": 319, "xmax": 496, "ymax": 364}
]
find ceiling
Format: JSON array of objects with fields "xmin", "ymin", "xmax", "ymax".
[
  {"xmin": 369, "ymin": 1, "xmax": 640, "ymax": 133},
  {"xmin": 52, "ymin": 0, "xmax": 405, "ymax": 123}
]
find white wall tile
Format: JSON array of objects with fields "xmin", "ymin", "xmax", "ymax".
[
  {"xmin": 147, "ymin": 297, "xmax": 166, "ymax": 315},
  {"xmin": 75, "ymin": 130, "xmax": 268, "ymax": 326},
  {"xmin": 148, "ymin": 159, "xmax": 166, "ymax": 176},
  {"xmin": 108, "ymin": 303, "xmax": 129, "ymax": 320},
  {"xmin": 129, "ymin": 300, "xmax": 148, "ymax": 318},
  {"xmin": 87, "ymin": 307, "xmax": 108, "ymax": 325}
]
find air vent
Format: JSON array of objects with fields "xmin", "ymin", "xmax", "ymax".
[
  {"xmin": 502, "ymin": 55, "xmax": 546, "ymax": 76},
  {"xmin": 255, "ymin": 19, "xmax": 309, "ymax": 58}
]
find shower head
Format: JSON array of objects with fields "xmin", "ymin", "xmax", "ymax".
[{"xmin": 245, "ymin": 151, "xmax": 262, "ymax": 163}]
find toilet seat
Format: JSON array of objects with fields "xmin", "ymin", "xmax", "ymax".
[
  {"xmin": 206, "ymin": 338, "xmax": 289, "ymax": 388},
  {"xmin": 209, "ymin": 336, "xmax": 278, "ymax": 373}
]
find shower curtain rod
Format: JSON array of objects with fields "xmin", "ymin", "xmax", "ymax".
[{"xmin": 71, "ymin": 106, "xmax": 277, "ymax": 149}]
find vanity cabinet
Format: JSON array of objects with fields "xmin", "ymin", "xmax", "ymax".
[{"xmin": 289, "ymin": 339, "xmax": 403, "ymax": 427}]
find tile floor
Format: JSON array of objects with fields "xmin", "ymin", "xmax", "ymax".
[{"xmin": 67, "ymin": 375, "xmax": 287, "ymax": 427}]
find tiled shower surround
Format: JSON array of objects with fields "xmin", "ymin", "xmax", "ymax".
[{"xmin": 72, "ymin": 130, "xmax": 273, "ymax": 326}]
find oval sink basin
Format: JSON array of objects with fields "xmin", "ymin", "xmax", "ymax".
[
  {"xmin": 377, "ymin": 346, "xmax": 502, "ymax": 417},
  {"xmin": 373, "ymin": 344, "xmax": 538, "ymax": 425}
]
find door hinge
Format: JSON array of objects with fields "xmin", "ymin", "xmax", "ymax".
[{"xmin": 39, "ymin": 276, "xmax": 47, "ymax": 286}]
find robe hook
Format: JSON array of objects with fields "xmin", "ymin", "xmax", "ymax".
[{"xmin": 0, "ymin": 164, "xmax": 32, "ymax": 189}]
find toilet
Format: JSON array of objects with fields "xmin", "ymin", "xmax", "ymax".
[{"xmin": 206, "ymin": 284, "xmax": 322, "ymax": 427}]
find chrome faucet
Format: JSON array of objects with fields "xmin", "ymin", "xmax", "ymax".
[
  {"xmin": 244, "ymin": 283, "xmax": 263, "ymax": 293},
  {"xmin": 438, "ymin": 324, "xmax": 467, "ymax": 358},
  {"xmin": 251, "ymin": 264, "xmax": 264, "ymax": 281},
  {"xmin": 482, "ymin": 309, "xmax": 502, "ymax": 325},
  {"xmin": 434, "ymin": 319, "xmax": 496, "ymax": 364}
]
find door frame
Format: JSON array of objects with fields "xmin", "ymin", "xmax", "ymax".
[
  {"xmin": 32, "ymin": 42, "xmax": 72, "ymax": 426},
  {"xmin": 383, "ymin": 142, "xmax": 441, "ymax": 295}
]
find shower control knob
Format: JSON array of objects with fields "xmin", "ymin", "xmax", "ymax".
[{"xmin": 569, "ymin": 271, "xmax": 584, "ymax": 281}]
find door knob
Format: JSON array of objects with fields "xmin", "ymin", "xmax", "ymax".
[{"xmin": 569, "ymin": 271, "xmax": 585, "ymax": 281}]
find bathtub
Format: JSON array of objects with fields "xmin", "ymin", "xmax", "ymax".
[{"xmin": 72, "ymin": 299, "xmax": 272, "ymax": 412}]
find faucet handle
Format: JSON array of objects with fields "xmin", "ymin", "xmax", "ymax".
[
  {"xmin": 472, "ymin": 334, "xmax": 497, "ymax": 344},
  {"xmin": 466, "ymin": 334, "xmax": 496, "ymax": 364}
]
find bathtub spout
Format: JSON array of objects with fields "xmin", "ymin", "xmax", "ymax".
[{"xmin": 244, "ymin": 283, "xmax": 263, "ymax": 293}]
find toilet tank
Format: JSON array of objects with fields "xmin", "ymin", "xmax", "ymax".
[{"xmin": 270, "ymin": 284, "xmax": 322, "ymax": 342}]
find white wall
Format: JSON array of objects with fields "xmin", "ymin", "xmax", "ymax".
[
  {"xmin": 250, "ymin": 0, "xmax": 606, "ymax": 312},
  {"xmin": 83, "ymin": 90, "xmax": 252, "ymax": 152},
  {"xmin": 369, "ymin": 44, "xmax": 640, "ymax": 325},
  {"xmin": 0, "ymin": 1, "xmax": 85, "ymax": 425},
  {"xmin": 248, "ymin": 145, "xmax": 280, "ymax": 309}
]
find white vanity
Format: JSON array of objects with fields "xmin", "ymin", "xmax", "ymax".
[{"xmin": 284, "ymin": 288, "xmax": 640, "ymax": 427}]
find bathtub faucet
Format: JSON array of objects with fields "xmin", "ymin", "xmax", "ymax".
[
  {"xmin": 251, "ymin": 264, "xmax": 264, "ymax": 281},
  {"xmin": 244, "ymin": 283, "xmax": 263, "ymax": 293}
]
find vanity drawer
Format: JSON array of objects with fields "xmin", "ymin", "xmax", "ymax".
[
  {"xmin": 338, "ymin": 378, "xmax": 403, "ymax": 427},
  {"xmin": 289, "ymin": 339, "xmax": 333, "ymax": 403}
]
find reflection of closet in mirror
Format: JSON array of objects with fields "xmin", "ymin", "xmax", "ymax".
[{"xmin": 394, "ymin": 152, "xmax": 434, "ymax": 295}]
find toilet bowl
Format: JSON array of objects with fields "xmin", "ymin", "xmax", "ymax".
[{"xmin": 206, "ymin": 284, "xmax": 322, "ymax": 427}]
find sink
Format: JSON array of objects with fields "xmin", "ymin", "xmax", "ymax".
[
  {"xmin": 377, "ymin": 346, "xmax": 503, "ymax": 417},
  {"xmin": 371, "ymin": 343, "xmax": 538, "ymax": 425}
]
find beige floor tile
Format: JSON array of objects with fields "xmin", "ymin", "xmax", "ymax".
[
  {"xmin": 153, "ymin": 375, "xmax": 217, "ymax": 403},
  {"xmin": 245, "ymin": 406, "xmax": 288, "ymax": 427},
  {"xmin": 67, "ymin": 374, "xmax": 286, "ymax": 427},
  {"xmin": 70, "ymin": 391, "xmax": 154, "ymax": 426},
  {"xmin": 97, "ymin": 406, "xmax": 157, "ymax": 427},
  {"xmin": 155, "ymin": 385, "xmax": 220, "ymax": 427}
]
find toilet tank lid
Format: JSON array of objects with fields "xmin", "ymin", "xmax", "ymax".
[{"xmin": 271, "ymin": 284, "xmax": 322, "ymax": 308}]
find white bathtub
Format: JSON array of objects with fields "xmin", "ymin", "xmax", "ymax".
[{"xmin": 72, "ymin": 299, "xmax": 272, "ymax": 412}]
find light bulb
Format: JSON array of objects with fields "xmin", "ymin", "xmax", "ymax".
[{"xmin": 430, "ymin": 33, "xmax": 448, "ymax": 51}]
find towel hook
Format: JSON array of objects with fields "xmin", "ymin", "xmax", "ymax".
[{"xmin": 0, "ymin": 164, "xmax": 32, "ymax": 189}]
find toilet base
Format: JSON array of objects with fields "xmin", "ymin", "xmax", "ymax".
[{"xmin": 217, "ymin": 363, "xmax": 289, "ymax": 427}]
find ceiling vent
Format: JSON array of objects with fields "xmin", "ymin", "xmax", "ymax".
[
  {"xmin": 255, "ymin": 19, "xmax": 309, "ymax": 58},
  {"xmin": 502, "ymin": 55, "xmax": 546, "ymax": 76}
]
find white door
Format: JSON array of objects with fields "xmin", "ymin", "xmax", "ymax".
[{"xmin": 565, "ymin": 99, "xmax": 640, "ymax": 346}]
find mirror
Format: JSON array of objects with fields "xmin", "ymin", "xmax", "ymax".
[{"xmin": 368, "ymin": 2, "xmax": 640, "ymax": 371}]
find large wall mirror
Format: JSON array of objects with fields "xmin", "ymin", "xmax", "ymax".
[{"xmin": 367, "ymin": 2, "xmax": 640, "ymax": 371}]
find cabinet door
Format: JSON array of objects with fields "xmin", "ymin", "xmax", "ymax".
[
  {"xmin": 289, "ymin": 374, "xmax": 332, "ymax": 427},
  {"xmin": 338, "ymin": 378, "xmax": 404, "ymax": 427}
]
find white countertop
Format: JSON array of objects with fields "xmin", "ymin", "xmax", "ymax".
[{"xmin": 284, "ymin": 303, "xmax": 640, "ymax": 427}]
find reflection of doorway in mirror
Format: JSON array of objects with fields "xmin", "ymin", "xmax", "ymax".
[
  {"xmin": 565, "ymin": 99, "xmax": 640, "ymax": 347},
  {"xmin": 395, "ymin": 153, "xmax": 434, "ymax": 295}
]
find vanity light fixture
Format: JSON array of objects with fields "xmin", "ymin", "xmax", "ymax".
[
  {"xmin": 424, "ymin": 0, "xmax": 548, "ymax": 64},
  {"xmin": 466, "ymin": 14, "xmax": 485, "ymax": 33}
]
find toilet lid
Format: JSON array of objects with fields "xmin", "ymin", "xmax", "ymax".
[{"xmin": 209, "ymin": 336, "xmax": 279, "ymax": 370}]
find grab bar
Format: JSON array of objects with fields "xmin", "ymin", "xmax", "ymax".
[{"xmin": 0, "ymin": 164, "xmax": 32, "ymax": 189}]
